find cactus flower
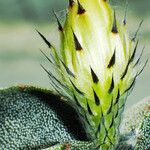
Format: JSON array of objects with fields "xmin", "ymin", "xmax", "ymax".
[{"xmin": 38, "ymin": 0, "xmax": 146, "ymax": 149}]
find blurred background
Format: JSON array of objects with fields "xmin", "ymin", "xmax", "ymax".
[{"xmin": 0, "ymin": 0, "xmax": 149, "ymax": 107}]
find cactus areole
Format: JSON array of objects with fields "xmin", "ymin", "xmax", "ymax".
[{"xmin": 38, "ymin": 0, "xmax": 146, "ymax": 149}]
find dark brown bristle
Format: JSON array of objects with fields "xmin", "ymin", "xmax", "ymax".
[
  {"xmin": 108, "ymin": 49, "xmax": 116, "ymax": 68},
  {"xmin": 114, "ymin": 89, "xmax": 120, "ymax": 105},
  {"xmin": 109, "ymin": 117, "xmax": 114, "ymax": 128},
  {"xmin": 70, "ymin": 79, "xmax": 84, "ymax": 95},
  {"xmin": 53, "ymin": 11, "xmax": 63, "ymax": 32},
  {"xmin": 121, "ymin": 62, "xmax": 129, "ymax": 80},
  {"xmin": 69, "ymin": 0, "xmax": 74, "ymax": 7},
  {"xmin": 123, "ymin": 1, "xmax": 129, "ymax": 25},
  {"xmin": 107, "ymin": 99, "xmax": 113, "ymax": 115},
  {"xmin": 121, "ymin": 40, "xmax": 139, "ymax": 80},
  {"xmin": 124, "ymin": 78, "xmax": 136, "ymax": 93},
  {"xmin": 93, "ymin": 90, "xmax": 100, "ymax": 106},
  {"xmin": 73, "ymin": 94, "xmax": 82, "ymax": 108},
  {"xmin": 36, "ymin": 30, "xmax": 52, "ymax": 48},
  {"xmin": 77, "ymin": 0, "xmax": 85, "ymax": 14},
  {"xmin": 129, "ymin": 40, "xmax": 139, "ymax": 63},
  {"xmin": 73, "ymin": 32, "xmax": 82, "ymax": 51},
  {"xmin": 109, "ymin": 76, "xmax": 115, "ymax": 93},
  {"xmin": 91, "ymin": 68, "xmax": 99, "ymax": 83},
  {"xmin": 112, "ymin": 11, "xmax": 118, "ymax": 33},
  {"xmin": 87, "ymin": 102, "xmax": 93, "ymax": 116}
]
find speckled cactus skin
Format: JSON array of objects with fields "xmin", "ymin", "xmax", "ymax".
[
  {"xmin": 0, "ymin": 86, "xmax": 93, "ymax": 150},
  {"xmin": 119, "ymin": 98, "xmax": 150, "ymax": 150}
]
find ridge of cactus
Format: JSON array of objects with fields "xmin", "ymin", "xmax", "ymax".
[
  {"xmin": 119, "ymin": 98, "xmax": 150, "ymax": 150},
  {"xmin": 38, "ymin": 0, "xmax": 147, "ymax": 149}
]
